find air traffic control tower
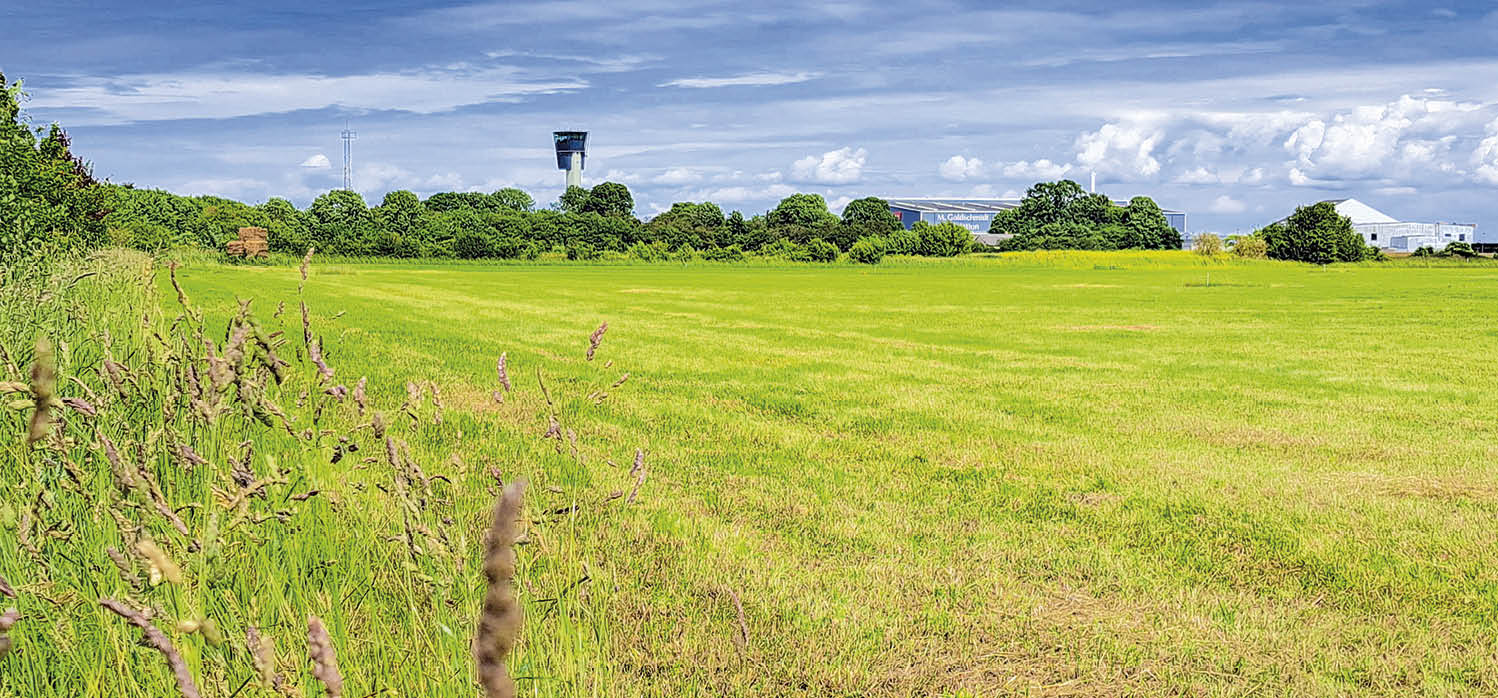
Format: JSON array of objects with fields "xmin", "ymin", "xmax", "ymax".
[{"xmin": 554, "ymin": 131, "xmax": 587, "ymax": 189}]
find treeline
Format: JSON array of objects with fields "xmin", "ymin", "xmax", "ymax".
[
  {"xmin": 104, "ymin": 183, "xmax": 966, "ymax": 264},
  {"xmin": 988, "ymin": 180, "xmax": 1183, "ymax": 251}
]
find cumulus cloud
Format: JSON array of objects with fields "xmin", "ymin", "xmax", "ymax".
[
  {"xmin": 1208, "ymin": 195, "xmax": 1247, "ymax": 213},
  {"xmin": 1472, "ymin": 117, "xmax": 1498, "ymax": 184},
  {"xmin": 1284, "ymin": 95, "xmax": 1484, "ymax": 180},
  {"xmin": 1075, "ymin": 123, "xmax": 1163, "ymax": 178},
  {"xmin": 300, "ymin": 153, "xmax": 331, "ymax": 169},
  {"xmin": 791, "ymin": 147, "xmax": 866, "ymax": 184},
  {"xmin": 1001, "ymin": 158, "xmax": 1072, "ymax": 179},
  {"xmin": 660, "ymin": 72, "xmax": 818, "ymax": 88},
  {"xmin": 176, "ymin": 177, "xmax": 269, "ymax": 200},
  {"xmin": 938, "ymin": 155, "xmax": 985, "ymax": 181}
]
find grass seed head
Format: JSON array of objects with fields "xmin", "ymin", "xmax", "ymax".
[
  {"xmin": 496, "ymin": 353, "xmax": 510, "ymax": 392},
  {"xmin": 135, "ymin": 539, "xmax": 184, "ymax": 586},
  {"xmin": 0, "ymin": 608, "xmax": 17, "ymax": 660},
  {"xmin": 586, "ymin": 322, "xmax": 608, "ymax": 361},
  {"xmin": 307, "ymin": 615, "xmax": 343, "ymax": 698},
  {"xmin": 475, "ymin": 480, "xmax": 525, "ymax": 698},
  {"xmin": 99, "ymin": 599, "xmax": 201, "ymax": 698},
  {"xmin": 27, "ymin": 337, "xmax": 57, "ymax": 446}
]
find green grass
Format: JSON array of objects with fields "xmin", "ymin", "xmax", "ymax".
[{"xmin": 4, "ymin": 250, "xmax": 1498, "ymax": 696}]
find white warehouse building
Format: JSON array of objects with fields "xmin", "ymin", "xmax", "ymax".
[{"xmin": 1309, "ymin": 199, "xmax": 1476, "ymax": 253}]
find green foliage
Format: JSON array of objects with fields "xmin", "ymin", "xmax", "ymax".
[
  {"xmin": 1411, "ymin": 245, "xmax": 1436, "ymax": 257},
  {"xmin": 990, "ymin": 181, "xmax": 1179, "ymax": 252},
  {"xmin": 803, "ymin": 238, "xmax": 839, "ymax": 262},
  {"xmin": 627, "ymin": 240, "xmax": 670, "ymax": 261},
  {"xmin": 1193, "ymin": 233, "xmax": 1224, "ymax": 256},
  {"xmin": 580, "ymin": 182, "xmax": 634, "ymax": 218},
  {"xmin": 702, "ymin": 244, "xmax": 745, "ymax": 262},
  {"xmin": 1441, "ymin": 241, "xmax": 1477, "ymax": 258},
  {"xmin": 1365, "ymin": 245, "xmax": 1389, "ymax": 261},
  {"xmin": 490, "ymin": 187, "xmax": 535, "ymax": 212},
  {"xmin": 847, "ymin": 236, "xmax": 887, "ymax": 264},
  {"xmin": 883, "ymin": 228, "xmax": 919, "ymax": 256},
  {"xmin": 1258, "ymin": 202, "xmax": 1364, "ymax": 264},
  {"xmin": 769, "ymin": 193, "xmax": 837, "ymax": 229},
  {"xmin": 557, "ymin": 185, "xmax": 590, "ymax": 214},
  {"xmin": 0, "ymin": 74, "xmax": 113, "ymax": 259},
  {"xmin": 757, "ymin": 238, "xmax": 805, "ymax": 260},
  {"xmin": 1231, "ymin": 235, "xmax": 1268, "ymax": 259},
  {"xmin": 916, "ymin": 221, "xmax": 973, "ymax": 257}
]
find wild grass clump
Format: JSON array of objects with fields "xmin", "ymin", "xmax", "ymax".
[{"xmin": 0, "ymin": 248, "xmax": 645, "ymax": 696}]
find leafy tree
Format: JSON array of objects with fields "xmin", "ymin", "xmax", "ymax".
[
  {"xmin": 847, "ymin": 236, "xmax": 887, "ymax": 264},
  {"xmin": 841, "ymin": 196, "xmax": 900, "ymax": 237},
  {"xmin": 916, "ymin": 221, "xmax": 973, "ymax": 256},
  {"xmin": 581, "ymin": 182, "xmax": 634, "ymax": 218},
  {"xmin": 645, "ymin": 202, "xmax": 726, "ymax": 249},
  {"xmin": 1258, "ymin": 202, "xmax": 1364, "ymax": 264},
  {"xmin": 490, "ymin": 187, "xmax": 534, "ymax": 212},
  {"xmin": 308, "ymin": 189, "xmax": 371, "ymax": 254},
  {"xmin": 557, "ymin": 186, "xmax": 590, "ymax": 214},
  {"xmin": 702, "ymin": 244, "xmax": 746, "ymax": 262},
  {"xmin": 1, "ymin": 74, "xmax": 113, "ymax": 259},
  {"xmin": 1116, "ymin": 196, "xmax": 1181, "ymax": 249},
  {"xmin": 769, "ymin": 193, "xmax": 838, "ymax": 229}
]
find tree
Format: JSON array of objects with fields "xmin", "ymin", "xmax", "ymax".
[
  {"xmin": 308, "ymin": 189, "xmax": 370, "ymax": 254},
  {"xmin": 768, "ymin": 193, "xmax": 838, "ymax": 229},
  {"xmin": 1258, "ymin": 202, "xmax": 1364, "ymax": 264},
  {"xmin": 1, "ymin": 73, "xmax": 112, "ymax": 259},
  {"xmin": 841, "ymin": 197, "xmax": 900, "ymax": 235},
  {"xmin": 803, "ymin": 238, "xmax": 839, "ymax": 262},
  {"xmin": 581, "ymin": 182, "xmax": 634, "ymax": 218},
  {"xmin": 1117, "ymin": 196, "xmax": 1181, "ymax": 249},
  {"xmin": 916, "ymin": 221, "xmax": 972, "ymax": 257},
  {"xmin": 557, "ymin": 186, "xmax": 590, "ymax": 214},
  {"xmin": 1442, "ymin": 241, "xmax": 1477, "ymax": 258},
  {"xmin": 490, "ymin": 188, "xmax": 534, "ymax": 212},
  {"xmin": 1193, "ymin": 233, "xmax": 1224, "ymax": 256}
]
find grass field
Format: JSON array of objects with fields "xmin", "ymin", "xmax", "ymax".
[{"xmin": 5, "ymin": 251, "xmax": 1498, "ymax": 697}]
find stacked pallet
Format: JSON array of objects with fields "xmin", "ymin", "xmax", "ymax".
[{"xmin": 225, "ymin": 227, "xmax": 269, "ymax": 258}]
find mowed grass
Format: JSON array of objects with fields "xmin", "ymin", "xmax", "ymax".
[{"xmin": 23, "ymin": 251, "xmax": 1498, "ymax": 696}]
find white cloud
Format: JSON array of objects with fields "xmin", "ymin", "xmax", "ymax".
[
  {"xmin": 969, "ymin": 184, "xmax": 1021, "ymax": 198},
  {"xmin": 654, "ymin": 167, "xmax": 702, "ymax": 185},
  {"xmin": 1284, "ymin": 95, "xmax": 1484, "ymax": 179},
  {"xmin": 938, "ymin": 155, "xmax": 985, "ymax": 181},
  {"xmin": 176, "ymin": 177, "xmax": 269, "ymax": 200},
  {"xmin": 1001, "ymin": 158, "xmax": 1072, "ymax": 180},
  {"xmin": 692, "ymin": 183, "xmax": 796, "ymax": 203},
  {"xmin": 1208, "ymin": 195, "xmax": 1247, "ymax": 213},
  {"xmin": 30, "ymin": 67, "xmax": 588, "ymax": 123},
  {"xmin": 1075, "ymin": 123, "xmax": 1162, "ymax": 178},
  {"xmin": 1175, "ymin": 166, "xmax": 1219, "ymax": 184},
  {"xmin": 791, "ymin": 147, "xmax": 867, "ymax": 184},
  {"xmin": 1472, "ymin": 117, "xmax": 1498, "ymax": 184},
  {"xmin": 660, "ymin": 72, "xmax": 818, "ymax": 89},
  {"xmin": 300, "ymin": 153, "xmax": 331, "ymax": 169},
  {"xmin": 827, "ymin": 195, "xmax": 854, "ymax": 213}
]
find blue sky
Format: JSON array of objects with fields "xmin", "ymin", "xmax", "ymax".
[{"xmin": 6, "ymin": 0, "xmax": 1498, "ymax": 233}]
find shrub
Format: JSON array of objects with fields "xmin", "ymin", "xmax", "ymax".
[
  {"xmin": 453, "ymin": 227, "xmax": 493, "ymax": 259},
  {"xmin": 702, "ymin": 245, "xmax": 745, "ymax": 262},
  {"xmin": 627, "ymin": 240, "xmax": 670, "ymax": 261},
  {"xmin": 757, "ymin": 238, "xmax": 804, "ymax": 259},
  {"xmin": 847, "ymin": 237, "xmax": 887, "ymax": 265},
  {"xmin": 1411, "ymin": 245, "xmax": 1436, "ymax": 257},
  {"xmin": 803, "ymin": 238, "xmax": 839, "ymax": 262},
  {"xmin": 1231, "ymin": 236, "xmax": 1267, "ymax": 258},
  {"xmin": 669, "ymin": 245, "xmax": 700, "ymax": 262},
  {"xmin": 916, "ymin": 222, "xmax": 971, "ymax": 257},
  {"xmin": 566, "ymin": 241, "xmax": 599, "ymax": 260},
  {"xmin": 1442, "ymin": 241, "xmax": 1477, "ymax": 258},
  {"xmin": 884, "ymin": 228, "xmax": 919, "ymax": 256},
  {"xmin": 1364, "ymin": 245, "xmax": 1388, "ymax": 261},
  {"xmin": 1193, "ymin": 233, "xmax": 1224, "ymax": 256}
]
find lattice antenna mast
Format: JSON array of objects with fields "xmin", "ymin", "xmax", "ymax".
[{"xmin": 341, "ymin": 124, "xmax": 357, "ymax": 191}]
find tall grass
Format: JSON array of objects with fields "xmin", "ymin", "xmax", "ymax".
[{"xmin": 0, "ymin": 249, "xmax": 641, "ymax": 696}]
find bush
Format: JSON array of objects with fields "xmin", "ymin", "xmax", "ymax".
[
  {"xmin": 1411, "ymin": 245, "xmax": 1436, "ymax": 258},
  {"xmin": 452, "ymin": 227, "xmax": 493, "ymax": 259},
  {"xmin": 1364, "ymin": 245, "xmax": 1388, "ymax": 261},
  {"xmin": 916, "ymin": 222, "xmax": 971, "ymax": 257},
  {"xmin": 566, "ymin": 241, "xmax": 599, "ymax": 260},
  {"xmin": 884, "ymin": 228, "xmax": 919, "ymax": 256},
  {"xmin": 1442, "ymin": 241, "xmax": 1477, "ymax": 258},
  {"xmin": 1193, "ymin": 233, "xmax": 1223, "ymax": 256},
  {"xmin": 757, "ymin": 238, "xmax": 804, "ymax": 259},
  {"xmin": 847, "ymin": 237, "xmax": 887, "ymax": 265},
  {"xmin": 669, "ymin": 245, "xmax": 700, "ymax": 262},
  {"xmin": 702, "ymin": 245, "xmax": 745, "ymax": 262},
  {"xmin": 1231, "ymin": 236, "xmax": 1267, "ymax": 258},
  {"xmin": 803, "ymin": 238, "xmax": 839, "ymax": 262},
  {"xmin": 627, "ymin": 240, "xmax": 670, "ymax": 261}
]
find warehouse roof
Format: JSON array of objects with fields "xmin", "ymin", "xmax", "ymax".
[{"xmin": 885, "ymin": 197, "xmax": 1183, "ymax": 214}]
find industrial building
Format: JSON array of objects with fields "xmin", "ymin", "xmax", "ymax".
[
  {"xmin": 884, "ymin": 198, "xmax": 1187, "ymax": 246},
  {"xmin": 1292, "ymin": 199, "xmax": 1477, "ymax": 253}
]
